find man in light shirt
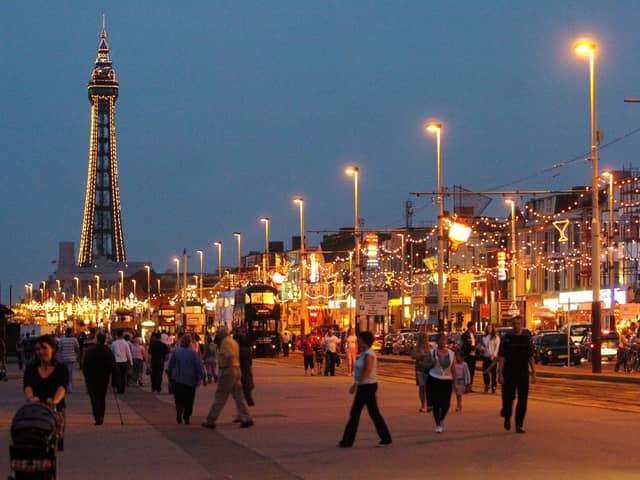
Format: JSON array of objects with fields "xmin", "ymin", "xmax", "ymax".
[
  {"xmin": 111, "ymin": 330, "xmax": 132, "ymax": 394},
  {"xmin": 323, "ymin": 329, "xmax": 340, "ymax": 376},
  {"xmin": 58, "ymin": 328, "xmax": 80, "ymax": 393}
]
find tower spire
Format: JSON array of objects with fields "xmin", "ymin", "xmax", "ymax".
[{"xmin": 97, "ymin": 14, "xmax": 110, "ymax": 62}]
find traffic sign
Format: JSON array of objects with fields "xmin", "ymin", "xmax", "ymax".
[
  {"xmin": 359, "ymin": 291, "xmax": 388, "ymax": 316},
  {"xmin": 507, "ymin": 301, "xmax": 520, "ymax": 316}
]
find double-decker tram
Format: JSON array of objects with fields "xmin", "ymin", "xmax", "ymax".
[{"xmin": 233, "ymin": 284, "xmax": 281, "ymax": 356}]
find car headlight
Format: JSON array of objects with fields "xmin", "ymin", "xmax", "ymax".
[{"xmin": 547, "ymin": 350, "xmax": 553, "ymax": 356}]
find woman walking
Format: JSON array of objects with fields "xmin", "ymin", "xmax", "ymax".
[
  {"xmin": 338, "ymin": 331, "xmax": 392, "ymax": 448},
  {"xmin": 301, "ymin": 334, "xmax": 315, "ymax": 376},
  {"xmin": 411, "ymin": 333, "xmax": 433, "ymax": 412},
  {"xmin": 203, "ymin": 334, "xmax": 218, "ymax": 384},
  {"xmin": 345, "ymin": 328, "xmax": 358, "ymax": 376},
  {"xmin": 427, "ymin": 333, "xmax": 457, "ymax": 433},
  {"xmin": 167, "ymin": 334, "xmax": 205, "ymax": 424},
  {"xmin": 23, "ymin": 334, "xmax": 68, "ymax": 448},
  {"xmin": 130, "ymin": 337, "xmax": 146, "ymax": 387},
  {"xmin": 481, "ymin": 325, "xmax": 500, "ymax": 393}
]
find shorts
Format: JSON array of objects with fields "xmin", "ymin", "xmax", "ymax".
[{"xmin": 415, "ymin": 369, "xmax": 428, "ymax": 387}]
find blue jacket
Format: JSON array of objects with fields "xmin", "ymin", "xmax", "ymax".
[{"xmin": 167, "ymin": 345, "xmax": 205, "ymax": 387}]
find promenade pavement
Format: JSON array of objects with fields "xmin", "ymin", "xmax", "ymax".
[{"xmin": 1, "ymin": 358, "xmax": 638, "ymax": 479}]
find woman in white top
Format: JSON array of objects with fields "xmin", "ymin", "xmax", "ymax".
[
  {"xmin": 338, "ymin": 331, "xmax": 392, "ymax": 448},
  {"xmin": 481, "ymin": 325, "xmax": 500, "ymax": 393},
  {"xmin": 427, "ymin": 334, "xmax": 457, "ymax": 433},
  {"xmin": 345, "ymin": 328, "xmax": 358, "ymax": 376}
]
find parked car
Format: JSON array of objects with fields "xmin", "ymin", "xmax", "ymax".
[
  {"xmin": 579, "ymin": 331, "xmax": 619, "ymax": 362},
  {"xmin": 533, "ymin": 332, "xmax": 581, "ymax": 365},
  {"xmin": 561, "ymin": 323, "xmax": 592, "ymax": 344},
  {"xmin": 382, "ymin": 333, "xmax": 402, "ymax": 354}
]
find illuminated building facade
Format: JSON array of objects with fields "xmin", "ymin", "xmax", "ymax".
[{"xmin": 78, "ymin": 17, "xmax": 126, "ymax": 267}]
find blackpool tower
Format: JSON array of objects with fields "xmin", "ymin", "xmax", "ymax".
[{"xmin": 78, "ymin": 16, "xmax": 126, "ymax": 267}]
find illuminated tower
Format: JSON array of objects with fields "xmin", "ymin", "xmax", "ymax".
[{"xmin": 78, "ymin": 16, "xmax": 126, "ymax": 266}]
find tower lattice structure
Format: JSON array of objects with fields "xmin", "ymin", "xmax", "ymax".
[{"xmin": 78, "ymin": 17, "xmax": 126, "ymax": 267}]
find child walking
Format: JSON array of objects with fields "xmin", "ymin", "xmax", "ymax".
[{"xmin": 454, "ymin": 350, "xmax": 471, "ymax": 412}]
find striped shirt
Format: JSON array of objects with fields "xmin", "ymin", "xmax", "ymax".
[{"xmin": 58, "ymin": 336, "xmax": 79, "ymax": 363}]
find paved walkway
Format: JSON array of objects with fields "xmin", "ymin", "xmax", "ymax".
[{"xmin": 1, "ymin": 358, "xmax": 638, "ymax": 479}]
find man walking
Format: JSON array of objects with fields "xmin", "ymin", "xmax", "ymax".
[
  {"xmin": 498, "ymin": 316, "xmax": 536, "ymax": 433},
  {"xmin": 148, "ymin": 333, "xmax": 170, "ymax": 392},
  {"xmin": 111, "ymin": 331, "xmax": 132, "ymax": 394},
  {"xmin": 82, "ymin": 333, "xmax": 115, "ymax": 425},
  {"xmin": 460, "ymin": 321, "xmax": 477, "ymax": 392},
  {"xmin": 58, "ymin": 328, "xmax": 80, "ymax": 393},
  {"xmin": 323, "ymin": 329, "xmax": 340, "ymax": 376},
  {"xmin": 202, "ymin": 328, "xmax": 253, "ymax": 429}
]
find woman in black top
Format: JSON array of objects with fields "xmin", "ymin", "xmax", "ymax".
[{"xmin": 24, "ymin": 335, "xmax": 69, "ymax": 410}]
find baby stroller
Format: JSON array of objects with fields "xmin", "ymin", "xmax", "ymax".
[{"xmin": 8, "ymin": 402, "xmax": 62, "ymax": 479}]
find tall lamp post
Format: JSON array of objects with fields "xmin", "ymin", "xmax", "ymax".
[
  {"xmin": 173, "ymin": 257, "xmax": 180, "ymax": 299},
  {"xmin": 145, "ymin": 265, "xmax": 151, "ymax": 321},
  {"xmin": 602, "ymin": 170, "xmax": 615, "ymax": 330},
  {"xmin": 345, "ymin": 166, "xmax": 360, "ymax": 331},
  {"xmin": 213, "ymin": 241, "xmax": 223, "ymax": 280},
  {"xmin": 196, "ymin": 249, "xmax": 204, "ymax": 301},
  {"xmin": 425, "ymin": 122, "xmax": 445, "ymax": 332},
  {"xmin": 505, "ymin": 199, "xmax": 517, "ymax": 303},
  {"xmin": 132, "ymin": 279, "xmax": 137, "ymax": 300},
  {"xmin": 73, "ymin": 277, "xmax": 79, "ymax": 301},
  {"xmin": 293, "ymin": 197, "xmax": 307, "ymax": 334},
  {"xmin": 233, "ymin": 232, "xmax": 242, "ymax": 270},
  {"xmin": 575, "ymin": 40, "xmax": 601, "ymax": 373},
  {"xmin": 260, "ymin": 217, "xmax": 270, "ymax": 284},
  {"xmin": 118, "ymin": 270, "xmax": 124, "ymax": 303}
]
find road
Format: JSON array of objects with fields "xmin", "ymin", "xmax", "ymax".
[{"xmin": 1, "ymin": 355, "xmax": 638, "ymax": 479}]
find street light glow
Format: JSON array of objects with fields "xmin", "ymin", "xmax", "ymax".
[
  {"xmin": 575, "ymin": 42, "xmax": 596, "ymax": 55},
  {"xmin": 345, "ymin": 166, "xmax": 358, "ymax": 176},
  {"xmin": 424, "ymin": 122, "xmax": 442, "ymax": 133}
]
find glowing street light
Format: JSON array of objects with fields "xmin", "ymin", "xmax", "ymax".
[
  {"xmin": 173, "ymin": 257, "xmax": 180, "ymax": 299},
  {"xmin": 602, "ymin": 170, "xmax": 615, "ymax": 328},
  {"xmin": 195, "ymin": 250, "xmax": 204, "ymax": 301},
  {"xmin": 259, "ymin": 217, "xmax": 270, "ymax": 284},
  {"xmin": 144, "ymin": 265, "xmax": 151, "ymax": 320},
  {"xmin": 132, "ymin": 279, "xmax": 137, "ymax": 300},
  {"xmin": 213, "ymin": 241, "xmax": 223, "ymax": 280},
  {"xmin": 118, "ymin": 270, "xmax": 124, "ymax": 302},
  {"xmin": 424, "ymin": 121, "xmax": 445, "ymax": 332},
  {"xmin": 344, "ymin": 166, "xmax": 360, "ymax": 331},
  {"xmin": 233, "ymin": 232, "xmax": 242, "ymax": 273},
  {"xmin": 505, "ymin": 199, "xmax": 517, "ymax": 302},
  {"xmin": 575, "ymin": 39, "xmax": 602, "ymax": 373},
  {"xmin": 293, "ymin": 196, "xmax": 307, "ymax": 334}
]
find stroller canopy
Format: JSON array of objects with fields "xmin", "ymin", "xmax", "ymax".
[{"xmin": 11, "ymin": 403, "xmax": 57, "ymax": 442}]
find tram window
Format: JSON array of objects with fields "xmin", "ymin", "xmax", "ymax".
[{"xmin": 249, "ymin": 292, "xmax": 276, "ymax": 305}]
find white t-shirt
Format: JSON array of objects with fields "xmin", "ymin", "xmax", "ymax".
[
  {"xmin": 324, "ymin": 335, "xmax": 340, "ymax": 353},
  {"xmin": 428, "ymin": 349, "xmax": 455, "ymax": 380},
  {"xmin": 354, "ymin": 349, "xmax": 377, "ymax": 385}
]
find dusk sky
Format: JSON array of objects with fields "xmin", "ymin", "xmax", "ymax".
[{"xmin": 2, "ymin": 1, "xmax": 640, "ymax": 304}]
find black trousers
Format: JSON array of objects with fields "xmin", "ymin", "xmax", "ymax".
[
  {"xmin": 173, "ymin": 382, "xmax": 196, "ymax": 421},
  {"xmin": 501, "ymin": 374, "xmax": 529, "ymax": 427},
  {"xmin": 324, "ymin": 352, "xmax": 336, "ymax": 376},
  {"xmin": 464, "ymin": 355, "xmax": 476, "ymax": 386},
  {"xmin": 86, "ymin": 380, "xmax": 108, "ymax": 421},
  {"xmin": 482, "ymin": 358, "xmax": 497, "ymax": 389},
  {"xmin": 341, "ymin": 383, "xmax": 391, "ymax": 446},
  {"xmin": 303, "ymin": 354, "xmax": 314, "ymax": 370},
  {"xmin": 427, "ymin": 376, "xmax": 452, "ymax": 426},
  {"xmin": 112, "ymin": 362, "xmax": 129, "ymax": 394},
  {"xmin": 150, "ymin": 362, "xmax": 164, "ymax": 392},
  {"xmin": 282, "ymin": 342, "xmax": 289, "ymax": 356}
]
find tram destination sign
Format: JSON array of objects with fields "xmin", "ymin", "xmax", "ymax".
[{"xmin": 359, "ymin": 291, "xmax": 389, "ymax": 316}]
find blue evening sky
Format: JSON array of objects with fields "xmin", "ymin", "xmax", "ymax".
[{"xmin": 2, "ymin": 1, "xmax": 640, "ymax": 303}]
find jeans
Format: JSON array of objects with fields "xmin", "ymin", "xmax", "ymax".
[
  {"xmin": 341, "ymin": 383, "xmax": 391, "ymax": 446},
  {"xmin": 112, "ymin": 362, "xmax": 129, "ymax": 394},
  {"xmin": 63, "ymin": 361, "xmax": 74, "ymax": 392},
  {"xmin": 501, "ymin": 374, "xmax": 529, "ymax": 427},
  {"xmin": 482, "ymin": 357, "xmax": 497, "ymax": 389},
  {"xmin": 132, "ymin": 358, "xmax": 144, "ymax": 385},
  {"xmin": 427, "ymin": 376, "xmax": 452, "ymax": 426},
  {"xmin": 464, "ymin": 355, "xmax": 476, "ymax": 387},
  {"xmin": 324, "ymin": 351, "xmax": 336, "ymax": 376}
]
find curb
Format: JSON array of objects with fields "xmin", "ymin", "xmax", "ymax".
[{"xmin": 376, "ymin": 355, "xmax": 640, "ymax": 385}]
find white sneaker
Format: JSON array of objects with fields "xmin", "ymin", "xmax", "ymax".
[{"xmin": 435, "ymin": 425, "xmax": 442, "ymax": 434}]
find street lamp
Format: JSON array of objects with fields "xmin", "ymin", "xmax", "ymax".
[
  {"xmin": 424, "ymin": 122, "xmax": 445, "ymax": 332},
  {"xmin": 345, "ymin": 166, "xmax": 361, "ymax": 331},
  {"xmin": 94, "ymin": 275, "xmax": 100, "ymax": 302},
  {"xmin": 293, "ymin": 196, "xmax": 307, "ymax": 334},
  {"xmin": 173, "ymin": 257, "xmax": 180, "ymax": 299},
  {"xmin": 575, "ymin": 39, "xmax": 602, "ymax": 373},
  {"xmin": 260, "ymin": 217, "xmax": 270, "ymax": 284},
  {"xmin": 73, "ymin": 277, "xmax": 79, "ymax": 300},
  {"xmin": 196, "ymin": 249, "xmax": 204, "ymax": 301},
  {"xmin": 157, "ymin": 278, "xmax": 161, "ymax": 296},
  {"xmin": 233, "ymin": 232, "xmax": 242, "ymax": 273},
  {"xmin": 505, "ymin": 199, "xmax": 517, "ymax": 303},
  {"xmin": 132, "ymin": 279, "xmax": 137, "ymax": 300},
  {"xmin": 145, "ymin": 265, "xmax": 151, "ymax": 321},
  {"xmin": 213, "ymin": 241, "xmax": 223, "ymax": 280},
  {"xmin": 118, "ymin": 270, "xmax": 124, "ymax": 302},
  {"xmin": 602, "ymin": 170, "xmax": 615, "ymax": 329}
]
